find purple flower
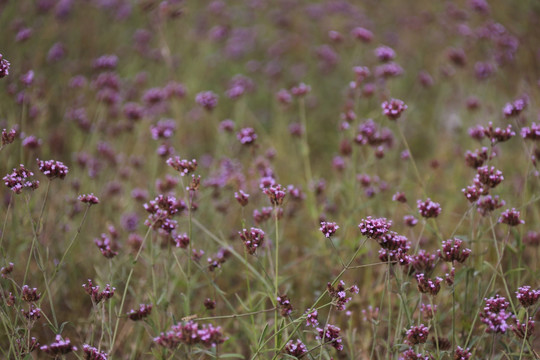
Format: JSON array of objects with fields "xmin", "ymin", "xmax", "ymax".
[
  {"xmin": 239, "ymin": 228, "xmax": 265, "ymax": 255},
  {"xmin": 195, "ymin": 91, "xmax": 218, "ymax": 110},
  {"xmin": 154, "ymin": 320, "xmax": 227, "ymax": 348},
  {"xmin": 166, "ymin": 156, "xmax": 197, "ymax": 176},
  {"xmin": 405, "ymin": 324, "xmax": 429, "ymax": 345},
  {"xmin": 320, "ymin": 221, "xmax": 339, "ymax": 238},
  {"xmin": 78, "ymin": 193, "xmax": 99, "ymax": 205},
  {"xmin": 305, "ymin": 308, "xmax": 319, "ymax": 327},
  {"xmin": 0, "ymin": 54, "xmax": 10, "ymax": 78},
  {"xmin": 277, "ymin": 294, "xmax": 293, "ymax": 316},
  {"xmin": 291, "ymin": 83, "xmax": 311, "ymax": 97},
  {"xmin": 521, "ymin": 122, "xmax": 540, "ymax": 140},
  {"xmin": 503, "ymin": 96, "xmax": 527, "ymax": 118},
  {"xmin": 263, "ymin": 183, "xmax": 286, "ymax": 206},
  {"xmin": 3, "ymin": 165, "xmax": 40, "ymax": 194},
  {"xmin": 21, "ymin": 285, "xmax": 41, "ymax": 302},
  {"xmin": 82, "ymin": 344, "xmax": 108, "ymax": 360},
  {"xmin": 37, "ymin": 159, "xmax": 69, "ymax": 179},
  {"xmin": 481, "ymin": 295, "xmax": 511, "ymax": 333},
  {"xmin": 516, "ymin": 286, "xmax": 540, "ymax": 308},
  {"xmin": 1, "ymin": 128, "xmax": 16, "ymax": 146},
  {"xmin": 382, "ymin": 98, "xmax": 407, "ymax": 120},
  {"xmin": 417, "ymin": 198, "xmax": 441, "ymax": 218},
  {"xmin": 234, "ymin": 190, "xmax": 250, "ymax": 206},
  {"xmin": 40, "ymin": 335, "xmax": 77, "ymax": 355},
  {"xmin": 237, "ymin": 127, "xmax": 257, "ymax": 145},
  {"xmin": 316, "ymin": 324, "xmax": 343, "ymax": 351},
  {"xmin": 455, "ymin": 346, "xmax": 472, "ymax": 360},
  {"xmin": 127, "ymin": 303, "xmax": 152, "ymax": 321},
  {"xmin": 375, "ymin": 46, "xmax": 396, "ymax": 62},
  {"xmin": 415, "ymin": 273, "xmax": 442, "ymax": 296},
  {"xmin": 351, "ymin": 27, "xmax": 373, "ymax": 42},
  {"xmin": 499, "ymin": 208, "xmax": 524, "ymax": 226},
  {"xmin": 83, "ymin": 279, "xmax": 115, "ymax": 304},
  {"xmin": 438, "ymin": 238, "xmax": 471, "ymax": 263},
  {"xmin": 476, "ymin": 195, "xmax": 505, "ymax": 216},
  {"xmin": 285, "ymin": 339, "xmax": 308, "ymax": 357},
  {"xmin": 358, "ymin": 216, "xmax": 392, "ymax": 239},
  {"xmin": 403, "ymin": 215, "xmax": 418, "ymax": 227}
]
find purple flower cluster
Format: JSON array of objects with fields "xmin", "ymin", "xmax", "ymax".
[
  {"xmin": 239, "ymin": 227, "xmax": 265, "ymax": 255},
  {"xmin": 173, "ymin": 233, "xmax": 190, "ymax": 249},
  {"xmin": 151, "ymin": 119, "xmax": 176, "ymax": 140},
  {"xmin": 354, "ymin": 119, "xmax": 394, "ymax": 149},
  {"xmin": 481, "ymin": 295, "xmax": 511, "ymax": 333},
  {"xmin": 154, "ymin": 320, "xmax": 227, "ymax": 348},
  {"xmin": 0, "ymin": 53, "xmax": 10, "ymax": 78},
  {"xmin": 195, "ymin": 91, "xmax": 218, "ymax": 110},
  {"xmin": 358, "ymin": 216, "xmax": 392, "ymax": 239},
  {"xmin": 1, "ymin": 128, "xmax": 16, "ymax": 146},
  {"xmin": 438, "ymin": 238, "xmax": 471, "ymax": 263},
  {"xmin": 166, "ymin": 156, "xmax": 197, "ymax": 176},
  {"xmin": 237, "ymin": 127, "xmax": 257, "ymax": 145},
  {"xmin": 143, "ymin": 194, "xmax": 186, "ymax": 233},
  {"xmin": 83, "ymin": 279, "xmax": 115, "ymax": 304},
  {"xmin": 316, "ymin": 324, "xmax": 343, "ymax": 351},
  {"xmin": 305, "ymin": 308, "xmax": 319, "ymax": 327},
  {"xmin": 476, "ymin": 195, "xmax": 505, "ymax": 216},
  {"xmin": 94, "ymin": 234, "xmax": 118, "ymax": 259},
  {"xmin": 521, "ymin": 123, "xmax": 540, "ymax": 140},
  {"xmin": 127, "ymin": 303, "xmax": 152, "ymax": 321},
  {"xmin": 405, "ymin": 324, "xmax": 429, "ymax": 345},
  {"xmin": 377, "ymin": 231, "xmax": 412, "ymax": 265},
  {"xmin": 319, "ymin": 221, "xmax": 339, "ymax": 238},
  {"xmin": 399, "ymin": 349, "xmax": 431, "ymax": 360},
  {"xmin": 381, "ymin": 98, "xmax": 407, "ymax": 120},
  {"xmin": 454, "ymin": 346, "xmax": 472, "ymax": 360},
  {"xmin": 482, "ymin": 122, "xmax": 515, "ymax": 144},
  {"xmin": 78, "ymin": 193, "xmax": 100, "ymax": 205},
  {"xmin": 3, "ymin": 165, "xmax": 40, "ymax": 194},
  {"xmin": 37, "ymin": 159, "xmax": 69, "ymax": 179},
  {"xmin": 234, "ymin": 190, "xmax": 250, "ymax": 206},
  {"xmin": 498, "ymin": 208, "xmax": 524, "ymax": 226},
  {"xmin": 516, "ymin": 286, "xmax": 540, "ymax": 308},
  {"xmin": 263, "ymin": 183, "xmax": 286, "ymax": 206},
  {"xmin": 284, "ymin": 339, "xmax": 308, "ymax": 357},
  {"xmin": 407, "ymin": 250, "xmax": 437, "ymax": 276},
  {"xmin": 503, "ymin": 96, "xmax": 527, "ymax": 117},
  {"xmin": 415, "ymin": 273, "xmax": 442, "ymax": 296},
  {"xmin": 327, "ymin": 280, "xmax": 358, "ymax": 311},
  {"xmin": 82, "ymin": 344, "xmax": 109, "ymax": 360},
  {"xmin": 40, "ymin": 335, "xmax": 77, "ymax": 356},
  {"xmin": 464, "ymin": 147, "xmax": 489, "ymax": 169},
  {"xmin": 277, "ymin": 294, "xmax": 293, "ymax": 316},
  {"xmin": 21, "ymin": 285, "xmax": 41, "ymax": 302},
  {"xmin": 511, "ymin": 318, "xmax": 535, "ymax": 339},
  {"xmin": 417, "ymin": 198, "xmax": 441, "ymax": 218}
]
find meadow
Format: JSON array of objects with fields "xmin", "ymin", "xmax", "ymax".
[{"xmin": 1, "ymin": 0, "xmax": 540, "ymax": 359}]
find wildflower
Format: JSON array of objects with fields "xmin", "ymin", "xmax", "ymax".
[
  {"xmin": 93, "ymin": 54, "xmax": 118, "ymax": 70},
  {"xmin": 83, "ymin": 279, "xmax": 115, "ymax": 304},
  {"xmin": 399, "ymin": 349, "xmax": 431, "ymax": 360},
  {"xmin": 481, "ymin": 295, "xmax": 511, "ymax": 333},
  {"xmin": 316, "ymin": 324, "xmax": 343, "ymax": 351},
  {"xmin": 276, "ymin": 89, "xmax": 292, "ymax": 105},
  {"xmin": 511, "ymin": 318, "xmax": 535, "ymax": 339},
  {"xmin": 22, "ymin": 304, "xmax": 41, "ymax": 320},
  {"xmin": 358, "ymin": 216, "xmax": 392, "ymax": 239},
  {"xmin": 375, "ymin": 46, "xmax": 396, "ymax": 62},
  {"xmin": 327, "ymin": 280, "xmax": 358, "ymax": 311},
  {"xmin": 375, "ymin": 62, "xmax": 404, "ymax": 78},
  {"xmin": 127, "ymin": 303, "xmax": 152, "ymax": 321},
  {"xmin": 0, "ymin": 54, "xmax": 10, "ymax": 78},
  {"xmin": 21, "ymin": 285, "xmax": 41, "ymax": 302},
  {"xmin": 454, "ymin": 346, "xmax": 472, "ymax": 360},
  {"xmin": 173, "ymin": 233, "xmax": 190, "ymax": 249},
  {"xmin": 220, "ymin": 119, "xmax": 235, "ymax": 132},
  {"xmin": 263, "ymin": 184, "xmax": 286, "ymax": 206},
  {"xmin": 382, "ymin": 98, "xmax": 407, "ymax": 120},
  {"xmin": 516, "ymin": 286, "xmax": 540, "ymax": 308},
  {"xmin": 408, "ymin": 250, "xmax": 437, "ymax": 276},
  {"xmin": 483, "ymin": 122, "xmax": 515, "ymax": 143},
  {"xmin": 204, "ymin": 298, "xmax": 216, "ymax": 310},
  {"xmin": 361, "ymin": 306, "xmax": 379, "ymax": 322},
  {"xmin": 1, "ymin": 128, "xmax": 16, "ymax": 146},
  {"xmin": 3, "ymin": 165, "xmax": 40, "ymax": 193},
  {"xmin": 239, "ymin": 228, "xmax": 265, "ymax": 255},
  {"xmin": 405, "ymin": 324, "xmax": 429, "ymax": 345},
  {"xmin": 16, "ymin": 336, "xmax": 39, "ymax": 356},
  {"xmin": 78, "ymin": 193, "xmax": 99, "ymax": 205},
  {"xmin": 40, "ymin": 335, "xmax": 77, "ymax": 355},
  {"xmin": 195, "ymin": 91, "xmax": 218, "ymax": 110},
  {"xmin": 37, "ymin": 159, "xmax": 69, "ymax": 179},
  {"xmin": 320, "ymin": 221, "xmax": 339, "ymax": 238},
  {"xmin": 462, "ymin": 184, "xmax": 483, "ymax": 203},
  {"xmin": 404, "ymin": 215, "xmax": 418, "ymax": 227},
  {"xmin": 285, "ymin": 339, "xmax": 308, "ymax": 357},
  {"xmin": 476, "ymin": 195, "xmax": 505, "ymax": 216},
  {"xmin": 351, "ymin": 27, "xmax": 373, "ymax": 42},
  {"xmin": 499, "ymin": 208, "xmax": 524, "ymax": 226},
  {"xmin": 503, "ymin": 96, "xmax": 528, "ymax": 118},
  {"xmin": 393, "ymin": 191, "xmax": 407, "ymax": 203},
  {"xmin": 420, "ymin": 303, "xmax": 437, "ymax": 320},
  {"xmin": 166, "ymin": 157, "xmax": 197, "ymax": 177},
  {"xmin": 237, "ymin": 127, "xmax": 257, "ymax": 145},
  {"xmin": 94, "ymin": 234, "xmax": 118, "ymax": 259},
  {"xmin": 277, "ymin": 294, "xmax": 293, "ymax": 316},
  {"xmin": 82, "ymin": 344, "xmax": 109, "ymax": 360},
  {"xmin": 290, "ymin": 83, "xmax": 311, "ymax": 97},
  {"xmin": 465, "ymin": 147, "xmax": 489, "ymax": 168},
  {"xmin": 417, "ymin": 198, "xmax": 441, "ymax": 218},
  {"xmin": 151, "ymin": 119, "xmax": 176, "ymax": 140},
  {"xmin": 154, "ymin": 320, "xmax": 227, "ymax": 348},
  {"xmin": 521, "ymin": 123, "xmax": 540, "ymax": 140},
  {"xmin": 438, "ymin": 238, "xmax": 471, "ymax": 263},
  {"xmin": 234, "ymin": 190, "xmax": 250, "ymax": 206},
  {"xmin": 1, "ymin": 262, "xmax": 14, "ymax": 278},
  {"xmin": 415, "ymin": 273, "xmax": 442, "ymax": 296},
  {"xmin": 305, "ymin": 309, "xmax": 319, "ymax": 327},
  {"xmin": 207, "ymin": 248, "xmax": 232, "ymax": 271}
]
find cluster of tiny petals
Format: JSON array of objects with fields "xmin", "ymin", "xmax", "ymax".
[
  {"xmin": 234, "ymin": 190, "xmax": 249, "ymax": 206},
  {"xmin": 239, "ymin": 227, "xmax": 265, "ymax": 255},
  {"xmin": 481, "ymin": 295, "xmax": 511, "ymax": 333},
  {"xmin": 166, "ymin": 156, "xmax": 197, "ymax": 176},
  {"xmin": 82, "ymin": 344, "xmax": 109, "ymax": 360},
  {"xmin": 305, "ymin": 308, "xmax": 319, "ymax": 327},
  {"xmin": 37, "ymin": 159, "xmax": 69, "ymax": 179},
  {"xmin": 516, "ymin": 286, "xmax": 540, "ymax": 307},
  {"xmin": 415, "ymin": 273, "xmax": 442, "ymax": 296},
  {"xmin": 476, "ymin": 195, "xmax": 505, "ymax": 216},
  {"xmin": 462, "ymin": 184, "xmax": 483, "ymax": 203},
  {"xmin": 94, "ymin": 234, "xmax": 118, "ymax": 259},
  {"xmin": 464, "ymin": 147, "xmax": 489, "ymax": 169},
  {"xmin": 127, "ymin": 303, "xmax": 152, "ymax": 321},
  {"xmin": 319, "ymin": 221, "xmax": 339, "ymax": 238},
  {"xmin": 420, "ymin": 303, "xmax": 437, "ymax": 320},
  {"xmin": 40, "ymin": 335, "xmax": 77, "ymax": 355},
  {"xmin": 277, "ymin": 294, "xmax": 293, "ymax": 316},
  {"xmin": 358, "ymin": 216, "xmax": 392, "ymax": 239},
  {"xmin": 521, "ymin": 122, "xmax": 540, "ymax": 140},
  {"xmin": 154, "ymin": 320, "xmax": 227, "ymax": 348},
  {"xmin": 417, "ymin": 198, "xmax": 441, "ymax": 218},
  {"xmin": 382, "ymin": 98, "xmax": 407, "ymax": 120},
  {"xmin": 403, "ymin": 215, "xmax": 418, "ymax": 227},
  {"xmin": 290, "ymin": 82, "xmax": 311, "ymax": 97},
  {"xmin": 327, "ymin": 280, "xmax": 358, "ymax": 311},
  {"xmin": 263, "ymin": 183, "xmax": 286, "ymax": 206},
  {"xmin": 454, "ymin": 346, "xmax": 472, "ymax": 360},
  {"xmin": 21, "ymin": 285, "xmax": 41, "ymax": 302},
  {"xmin": 0, "ymin": 53, "xmax": 10, "ymax": 78},
  {"xmin": 78, "ymin": 193, "xmax": 99, "ymax": 205},
  {"xmin": 3, "ymin": 164, "xmax": 40, "ymax": 194},
  {"xmin": 195, "ymin": 91, "xmax": 218, "ymax": 110},
  {"xmin": 150, "ymin": 119, "xmax": 176, "ymax": 140},
  {"xmin": 399, "ymin": 348, "xmax": 431, "ymax": 360},
  {"xmin": 237, "ymin": 127, "xmax": 257, "ymax": 145},
  {"xmin": 316, "ymin": 324, "xmax": 343, "ymax": 351},
  {"xmin": 483, "ymin": 122, "xmax": 515, "ymax": 143},
  {"xmin": 82, "ymin": 279, "xmax": 115, "ymax": 304},
  {"xmin": 1, "ymin": 262, "xmax": 14, "ymax": 278},
  {"xmin": 284, "ymin": 339, "xmax": 308, "ymax": 357},
  {"xmin": 511, "ymin": 318, "xmax": 535, "ymax": 339},
  {"xmin": 438, "ymin": 238, "xmax": 471, "ymax": 263},
  {"xmin": 2, "ymin": 128, "xmax": 16, "ymax": 146},
  {"xmin": 476, "ymin": 165, "xmax": 504, "ymax": 188},
  {"xmin": 499, "ymin": 208, "xmax": 524, "ymax": 226},
  {"xmin": 503, "ymin": 96, "xmax": 528, "ymax": 117},
  {"xmin": 405, "ymin": 324, "xmax": 429, "ymax": 345}
]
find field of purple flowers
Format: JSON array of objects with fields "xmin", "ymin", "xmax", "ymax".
[{"xmin": 1, "ymin": 0, "xmax": 540, "ymax": 359}]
